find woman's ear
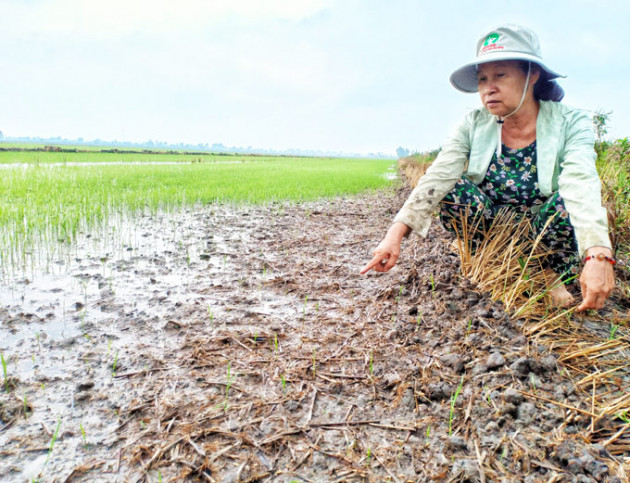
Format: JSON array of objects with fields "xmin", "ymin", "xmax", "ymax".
[{"xmin": 530, "ymin": 65, "xmax": 541, "ymax": 86}]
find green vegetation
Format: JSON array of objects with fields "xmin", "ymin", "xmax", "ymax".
[
  {"xmin": 112, "ymin": 351, "xmax": 119, "ymax": 378},
  {"xmin": 448, "ymin": 375, "xmax": 464, "ymax": 436},
  {"xmin": 80, "ymin": 423, "xmax": 87, "ymax": 448},
  {"xmin": 0, "ymin": 148, "xmax": 393, "ymax": 271},
  {"xmin": 597, "ymin": 137, "xmax": 630, "ymax": 259},
  {"xmin": 397, "ymin": 149, "xmax": 440, "ymax": 187},
  {"xmin": 1, "ymin": 353, "xmax": 8, "ymax": 392},
  {"xmin": 609, "ymin": 323, "xmax": 620, "ymax": 340},
  {"xmin": 45, "ymin": 418, "xmax": 62, "ymax": 466}
]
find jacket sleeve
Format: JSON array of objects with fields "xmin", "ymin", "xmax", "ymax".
[
  {"xmin": 557, "ymin": 109, "xmax": 611, "ymax": 256},
  {"xmin": 392, "ymin": 112, "xmax": 473, "ymax": 236}
]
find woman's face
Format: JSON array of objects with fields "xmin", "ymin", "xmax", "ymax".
[{"xmin": 477, "ymin": 61, "xmax": 538, "ymax": 116}]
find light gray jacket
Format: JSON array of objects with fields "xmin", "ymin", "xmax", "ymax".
[{"xmin": 393, "ymin": 101, "xmax": 611, "ymax": 256}]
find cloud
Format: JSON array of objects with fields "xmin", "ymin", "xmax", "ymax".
[{"xmin": 2, "ymin": 0, "xmax": 336, "ymax": 38}]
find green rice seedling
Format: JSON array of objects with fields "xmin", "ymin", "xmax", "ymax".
[
  {"xmin": 396, "ymin": 285, "xmax": 404, "ymax": 303},
  {"xmin": 465, "ymin": 318, "xmax": 473, "ymax": 338},
  {"xmin": 273, "ymin": 333, "xmax": 279, "ymax": 354},
  {"xmin": 616, "ymin": 411, "xmax": 630, "ymax": 424},
  {"xmin": 281, "ymin": 374, "xmax": 287, "ymax": 395},
  {"xmin": 425, "ymin": 424, "xmax": 431, "ymax": 444},
  {"xmin": 448, "ymin": 375, "xmax": 465, "ymax": 436},
  {"xmin": 112, "ymin": 350, "xmax": 119, "ymax": 377},
  {"xmin": 609, "ymin": 323, "xmax": 620, "ymax": 340},
  {"xmin": 45, "ymin": 418, "xmax": 62, "ymax": 464},
  {"xmin": 315, "ymin": 301, "xmax": 319, "ymax": 314},
  {"xmin": 35, "ymin": 331, "xmax": 41, "ymax": 352},
  {"xmin": 80, "ymin": 423, "xmax": 87, "ymax": 448},
  {"xmin": 1, "ymin": 353, "xmax": 8, "ymax": 392},
  {"xmin": 484, "ymin": 385, "xmax": 492, "ymax": 406},
  {"xmin": 207, "ymin": 305, "xmax": 215, "ymax": 330},
  {"xmin": 415, "ymin": 311, "xmax": 422, "ymax": 332},
  {"xmin": 23, "ymin": 394, "xmax": 29, "ymax": 420},
  {"xmin": 365, "ymin": 447, "xmax": 372, "ymax": 466},
  {"xmin": 429, "ymin": 274, "xmax": 435, "ymax": 292},
  {"xmin": 312, "ymin": 349, "xmax": 317, "ymax": 378}
]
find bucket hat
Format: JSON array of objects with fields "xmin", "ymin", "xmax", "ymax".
[{"xmin": 450, "ymin": 24, "xmax": 565, "ymax": 93}]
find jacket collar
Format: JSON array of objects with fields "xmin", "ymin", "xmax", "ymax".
[{"xmin": 469, "ymin": 101, "xmax": 561, "ymax": 196}]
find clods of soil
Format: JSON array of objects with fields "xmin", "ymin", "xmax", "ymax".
[{"xmin": 1, "ymin": 187, "xmax": 628, "ymax": 482}]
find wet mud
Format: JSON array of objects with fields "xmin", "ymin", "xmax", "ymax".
[{"xmin": 0, "ymin": 187, "xmax": 628, "ymax": 482}]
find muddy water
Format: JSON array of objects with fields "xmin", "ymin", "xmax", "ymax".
[
  {"xmin": 0, "ymin": 201, "xmax": 304, "ymax": 481},
  {"xmin": 0, "ymin": 189, "xmax": 626, "ymax": 482}
]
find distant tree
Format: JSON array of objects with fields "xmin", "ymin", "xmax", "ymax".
[
  {"xmin": 592, "ymin": 109, "xmax": 612, "ymax": 144},
  {"xmin": 396, "ymin": 146, "xmax": 410, "ymax": 158}
]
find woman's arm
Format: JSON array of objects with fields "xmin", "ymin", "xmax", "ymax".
[
  {"xmin": 556, "ymin": 108, "xmax": 615, "ymax": 310},
  {"xmin": 361, "ymin": 112, "xmax": 474, "ymax": 274}
]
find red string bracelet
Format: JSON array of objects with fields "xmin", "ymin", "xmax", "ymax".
[{"xmin": 583, "ymin": 253, "xmax": 616, "ymax": 265}]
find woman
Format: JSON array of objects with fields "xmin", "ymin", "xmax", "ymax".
[{"xmin": 361, "ymin": 25, "xmax": 615, "ymax": 311}]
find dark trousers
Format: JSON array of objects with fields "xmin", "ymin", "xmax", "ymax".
[{"xmin": 438, "ymin": 177, "xmax": 580, "ymax": 279}]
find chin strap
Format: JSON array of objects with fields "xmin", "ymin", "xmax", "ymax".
[{"xmin": 495, "ymin": 62, "xmax": 532, "ymax": 159}]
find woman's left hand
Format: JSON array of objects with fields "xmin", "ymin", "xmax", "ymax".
[{"xmin": 576, "ymin": 248, "xmax": 616, "ymax": 311}]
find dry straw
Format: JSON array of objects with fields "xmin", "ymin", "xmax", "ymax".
[{"xmin": 450, "ymin": 201, "xmax": 630, "ymax": 454}]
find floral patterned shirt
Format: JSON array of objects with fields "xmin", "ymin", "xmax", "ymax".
[{"xmin": 481, "ymin": 141, "xmax": 546, "ymax": 215}]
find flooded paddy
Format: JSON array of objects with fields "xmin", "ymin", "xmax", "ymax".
[{"xmin": 1, "ymin": 187, "xmax": 629, "ymax": 482}]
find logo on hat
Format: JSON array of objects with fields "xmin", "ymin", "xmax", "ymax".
[
  {"xmin": 481, "ymin": 32, "xmax": 503, "ymax": 53},
  {"xmin": 483, "ymin": 33, "xmax": 500, "ymax": 46}
]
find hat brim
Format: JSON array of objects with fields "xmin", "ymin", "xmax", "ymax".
[{"xmin": 449, "ymin": 52, "xmax": 566, "ymax": 93}]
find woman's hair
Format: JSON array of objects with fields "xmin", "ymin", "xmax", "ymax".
[{"xmin": 518, "ymin": 61, "xmax": 564, "ymax": 102}]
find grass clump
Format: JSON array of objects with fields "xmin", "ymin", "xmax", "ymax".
[
  {"xmin": 597, "ymin": 137, "xmax": 630, "ymax": 259},
  {"xmin": 397, "ymin": 149, "xmax": 439, "ymax": 188}
]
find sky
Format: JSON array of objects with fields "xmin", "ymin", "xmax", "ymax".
[{"xmin": 1, "ymin": 0, "xmax": 628, "ymax": 155}]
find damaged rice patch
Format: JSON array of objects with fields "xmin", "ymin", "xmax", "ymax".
[{"xmin": 1, "ymin": 188, "xmax": 629, "ymax": 481}]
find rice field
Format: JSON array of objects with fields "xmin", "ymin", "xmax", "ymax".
[{"xmin": 0, "ymin": 147, "xmax": 395, "ymax": 276}]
